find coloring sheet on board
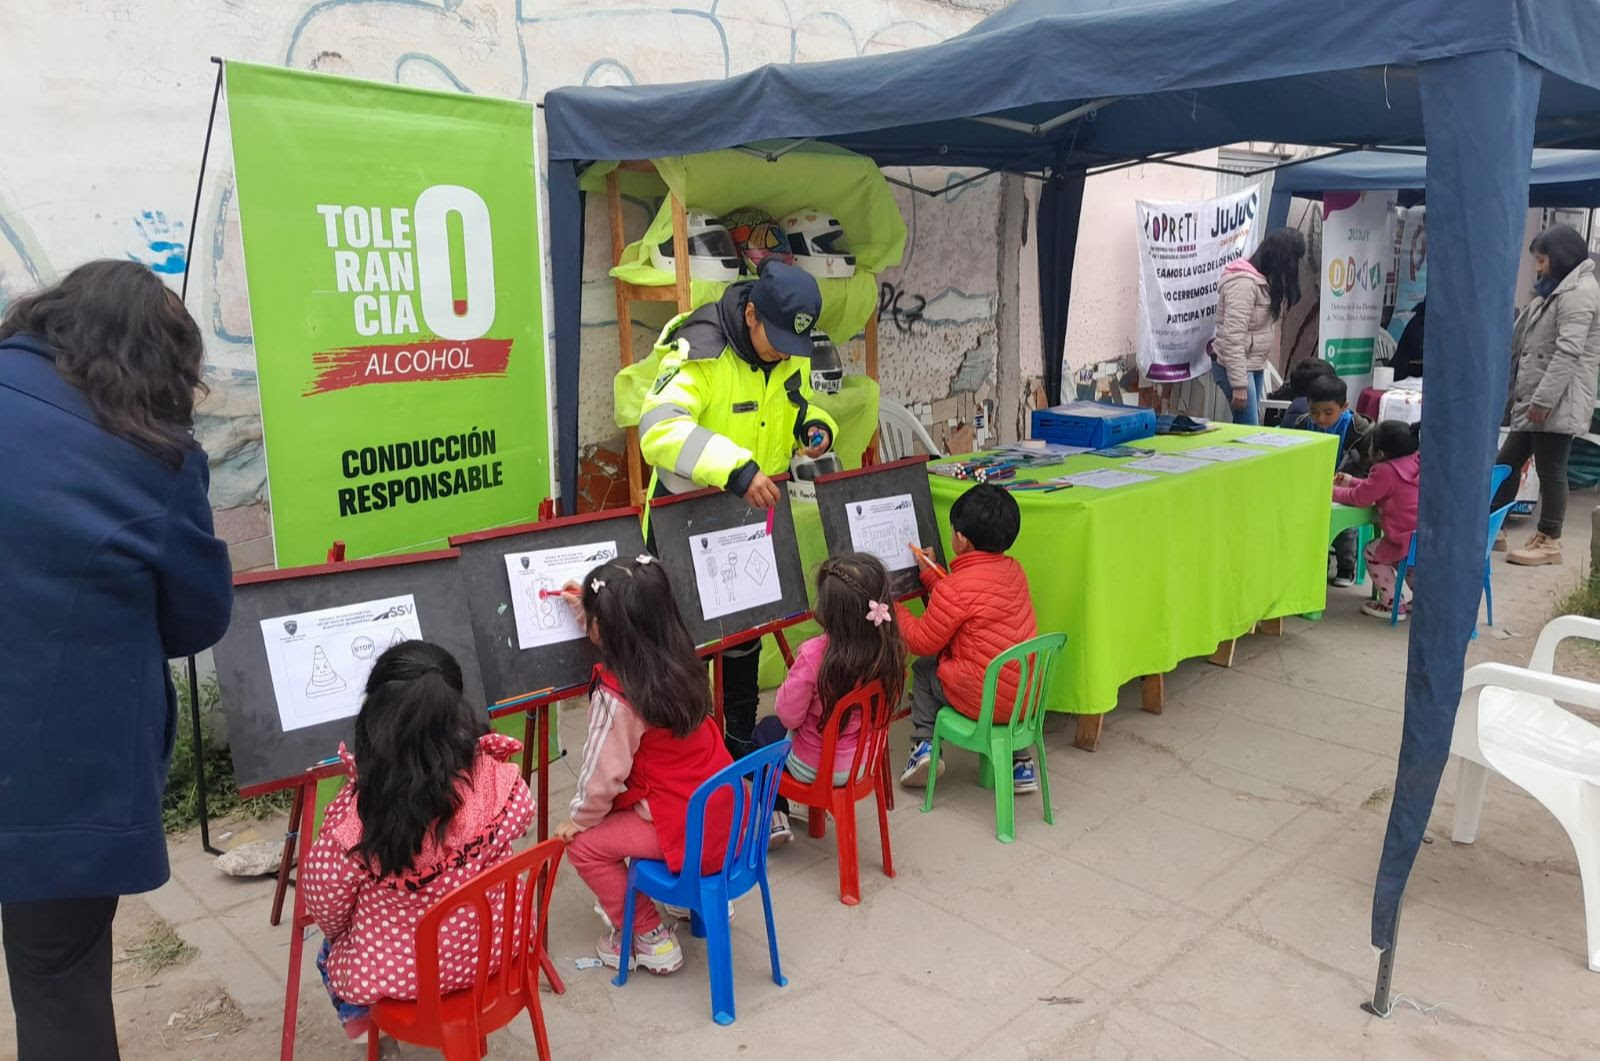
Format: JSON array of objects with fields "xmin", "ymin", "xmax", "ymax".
[
  {"xmin": 692, "ymin": 521, "xmax": 783, "ymax": 621},
  {"xmin": 260, "ymin": 594, "xmax": 422, "ymax": 733},
  {"xmin": 846, "ymin": 493, "xmax": 921, "ymax": 572},
  {"xmin": 503, "ymin": 540, "xmax": 618, "ymax": 650}
]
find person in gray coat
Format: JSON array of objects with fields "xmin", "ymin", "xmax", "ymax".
[
  {"xmin": 1210, "ymin": 228, "xmax": 1307, "ymax": 425},
  {"xmin": 1492, "ymin": 224, "xmax": 1600, "ymax": 566}
]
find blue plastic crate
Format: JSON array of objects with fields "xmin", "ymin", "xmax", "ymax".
[{"xmin": 1030, "ymin": 402, "xmax": 1156, "ymax": 449}]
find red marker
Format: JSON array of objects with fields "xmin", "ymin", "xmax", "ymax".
[
  {"xmin": 764, "ymin": 506, "xmax": 775, "ymax": 537},
  {"xmin": 538, "ymin": 588, "xmax": 572, "ymax": 600}
]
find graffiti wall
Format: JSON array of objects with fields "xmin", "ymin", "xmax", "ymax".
[
  {"xmin": 6, "ymin": 0, "xmax": 1185, "ymax": 559},
  {"xmin": 2, "ymin": 0, "xmax": 1009, "ymax": 557}
]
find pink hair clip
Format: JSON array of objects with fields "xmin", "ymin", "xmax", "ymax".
[{"xmin": 866, "ymin": 600, "xmax": 891, "ymax": 626}]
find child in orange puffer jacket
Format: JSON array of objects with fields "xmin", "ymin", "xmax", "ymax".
[{"xmin": 896, "ymin": 483, "xmax": 1038, "ymax": 793}]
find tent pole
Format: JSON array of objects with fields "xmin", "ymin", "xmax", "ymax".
[
  {"xmin": 180, "ymin": 56, "xmax": 226, "ymax": 859},
  {"xmin": 607, "ymin": 171, "xmax": 645, "ymax": 507},
  {"xmin": 1362, "ymin": 904, "xmax": 1400, "ymax": 1018}
]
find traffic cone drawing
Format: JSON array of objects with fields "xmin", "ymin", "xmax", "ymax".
[{"xmin": 305, "ymin": 645, "xmax": 347, "ymax": 698}]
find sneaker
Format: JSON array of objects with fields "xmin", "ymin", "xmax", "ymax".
[
  {"xmin": 769, "ymin": 810, "xmax": 793, "ymax": 848},
  {"xmin": 597, "ymin": 925, "xmax": 683, "ymax": 975},
  {"xmin": 1329, "ymin": 572, "xmax": 1355, "ymax": 589},
  {"xmin": 1493, "ymin": 529, "xmax": 1509, "ymax": 552},
  {"xmin": 1012, "ymin": 758, "xmax": 1040, "ymax": 794},
  {"xmin": 1506, "ymin": 531, "xmax": 1563, "ymax": 567},
  {"xmin": 899, "ymin": 740, "xmax": 945, "ymax": 787},
  {"xmin": 1362, "ymin": 599, "xmax": 1406, "ymax": 621}
]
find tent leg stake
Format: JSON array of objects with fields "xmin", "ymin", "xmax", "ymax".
[{"xmin": 1362, "ymin": 944, "xmax": 1396, "ymax": 1018}]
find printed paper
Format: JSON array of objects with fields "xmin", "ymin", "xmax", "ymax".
[
  {"xmin": 692, "ymin": 522, "xmax": 783, "ymax": 621},
  {"xmin": 846, "ymin": 493, "xmax": 921, "ymax": 572},
  {"xmin": 1054, "ymin": 469, "xmax": 1159, "ymax": 490},
  {"xmin": 1184, "ymin": 445, "xmax": 1265, "ymax": 462},
  {"xmin": 503, "ymin": 540, "xmax": 618, "ymax": 650},
  {"xmin": 1235, "ymin": 432, "xmax": 1314, "ymax": 449},
  {"xmin": 261, "ymin": 594, "xmax": 423, "ymax": 733},
  {"xmin": 1125, "ymin": 455, "xmax": 1211, "ymax": 475}
]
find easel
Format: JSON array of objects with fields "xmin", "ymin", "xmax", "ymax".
[
  {"xmin": 255, "ymin": 542, "xmax": 566, "ymax": 1061},
  {"xmin": 700, "ymin": 616, "xmax": 805, "ymax": 732}
]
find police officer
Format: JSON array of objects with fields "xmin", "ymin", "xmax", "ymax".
[{"xmin": 639, "ymin": 261, "xmax": 837, "ymax": 756}]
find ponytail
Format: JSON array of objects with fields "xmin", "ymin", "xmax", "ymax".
[
  {"xmin": 349, "ymin": 640, "xmax": 486, "ymax": 877},
  {"xmin": 813, "ymin": 553, "xmax": 908, "ymax": 722}
]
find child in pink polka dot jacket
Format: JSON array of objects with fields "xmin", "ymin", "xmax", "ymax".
[{"xmin": 301, "ymin": 640, "xmax": 534, "ymax": 1040}]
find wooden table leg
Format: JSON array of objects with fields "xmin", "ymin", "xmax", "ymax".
[
  {"xmin": 1141, "ymin": 674, "xmax": 1164, "ymax": 715},
  {"xmin": 1209, "ymin": 639, "xmax": 1238, "ymax": 668},
  {"xmin": 1255, "ymin": 617, "xmax": 1285, "ymax": 637},
  {"xmin": 1073, "ymin": 713, "xmax": 1104, "ymax": 752}
]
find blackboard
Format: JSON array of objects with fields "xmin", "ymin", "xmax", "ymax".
[
  {"xmin": 450, "ymin": 509, "xmax": 646, "ymax": 703},
  {"xmin": 648, "ymin": 477, "xmax": 809, "ymax": 647},
  {"xmin": 213, "ymin": 550, "xmax": 483, "ymax": 794},
  {"xmin": 814, "ymin": 456, "xmax": 946, "ymax": 601}
]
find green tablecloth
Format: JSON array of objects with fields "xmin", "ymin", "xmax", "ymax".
[{"xmin": 927, "ymin": 424, "xmax": 1337, "ymax": 715}]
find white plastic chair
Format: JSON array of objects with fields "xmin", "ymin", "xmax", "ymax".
[
  {"xmin": 877, "ymin": 395, "xmax": 944, "ymax": 460},
  {"xmin": 1450, "ymin": 615, "xmax": 1600, "ymax": 971},
  {"xmin": 1260, "ymin": 360, "xmax": 1289, "ymax": 413}
]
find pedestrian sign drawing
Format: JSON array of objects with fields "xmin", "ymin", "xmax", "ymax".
[{"xmin": 693, "ymin": 521, "xmax": 783, "ymax": 621}]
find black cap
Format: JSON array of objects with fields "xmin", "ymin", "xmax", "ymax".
[{"xmin": 750, "ymin": 261, "xmax": 822, "ymax": 360}]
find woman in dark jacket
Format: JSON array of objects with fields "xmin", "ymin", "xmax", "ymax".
[{"xmin": 0, "ymin": 261, "xmax": 233, "ymax": 1060}]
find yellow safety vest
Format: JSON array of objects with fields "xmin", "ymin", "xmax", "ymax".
[{"xmin": 639, "ymin": 304, "xmax": 838, "ymax": 495}]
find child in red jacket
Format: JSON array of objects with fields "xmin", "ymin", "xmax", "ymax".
[
  {"xmin": 555, "ymin": 555, "xmax": 733, "ymax": 976},
  {"xmin": 896, "ymin": 484, "xmax": 1038, "ymax": 792},
  {"xmin": 1333, "ymin": 420, "xmax": 1422, "ymax": 620},
  {"xmin": 302, "ymin": 641, "xmax": 534, "ymax": 1041}
]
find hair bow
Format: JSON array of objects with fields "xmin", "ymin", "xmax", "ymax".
[
  {"xmin": 590, "ymin": 579, "xmax": 606, "ymax": 593},
  {"xmin": 866, "ymin": 600, "xmax": 892, "ymax": 626},
  {"xmin": 635, "ymin": 554, "xmax": 656, "ymax": 565}
]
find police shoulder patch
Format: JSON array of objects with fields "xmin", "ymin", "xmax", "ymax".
[{"xmin": 651, "ymin": 366, "xmax": 680, "ymax": 395}]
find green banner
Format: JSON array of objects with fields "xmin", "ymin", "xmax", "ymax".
[
  {"xmin": 1324, "ymin": 337, "xmax": 1375, "ymax": 377},
  {"xmin": 225, "ymin": 63, "xmax": 549, "ymax": 565}
]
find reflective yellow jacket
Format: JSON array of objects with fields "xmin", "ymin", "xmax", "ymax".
[{"xmin": 639, "ymin": 293, "xmax": 837, "ymax": 495}]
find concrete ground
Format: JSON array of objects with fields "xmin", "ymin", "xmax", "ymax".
[{"xmin": 3, "ymin": 503, "xmax": 1595, "ymax": 1060}]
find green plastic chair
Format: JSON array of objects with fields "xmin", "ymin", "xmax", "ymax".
[{"xmin": 922, "ymin": 633, "xmax": 1066, "ymax": 843}]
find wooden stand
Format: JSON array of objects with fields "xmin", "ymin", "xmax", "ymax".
[
  {"xmin": 492, "ymin": 688, "xmax": 581, "ymax": 847},
  {"xmin": 603, "ymin": 162, "xmax": 885, "ymax": 498}
]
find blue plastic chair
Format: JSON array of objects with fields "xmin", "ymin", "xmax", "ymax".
[
  {"xmin": 612, "ymin": 740, "xmax": 790, "ymax": 1026},
  {"xmin": 1386, "ymin": 464, "xmax": 1513, "ymax": 628}
]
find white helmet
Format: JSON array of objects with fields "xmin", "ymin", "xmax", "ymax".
[
  {"xmin": 651, "ymin": 210, "xmax": 742, "ymax": 282},
  {"xmin": 781, "ymin": 208, "xmax": 856, "ymax": 279}
]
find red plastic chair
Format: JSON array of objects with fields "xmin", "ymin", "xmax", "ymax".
[
  {"xmin": 776, "ymin": 679, "xmax": 895, "ymax": 905},
  {"xmin": 367, "ymin": 837, "xmax": 565, "ymax": 1061}
]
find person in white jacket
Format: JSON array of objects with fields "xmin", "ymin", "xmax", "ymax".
[{"xmin": 1211, "ymin": 228, "xmax": 1307, "ymax": 425}]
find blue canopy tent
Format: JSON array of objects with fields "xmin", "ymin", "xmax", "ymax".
[
  {"xmin": 544, "ymin": 0, "xmax": 1600, "ymax": 1010},
  {"xmin": 1266, "ymin": 148, "xmax": 1600, "ymax": 223}
]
